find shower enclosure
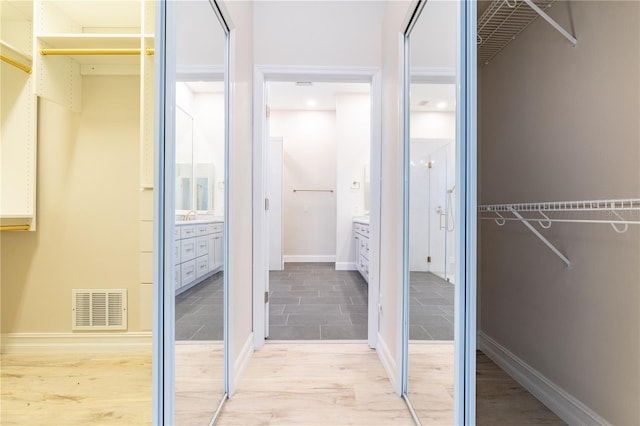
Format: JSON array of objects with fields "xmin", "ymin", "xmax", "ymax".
[{"xmin": 409, "ymin": 139, "xmax": 455, "ymax": 283}]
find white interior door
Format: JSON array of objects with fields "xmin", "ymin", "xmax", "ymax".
[{"xmin": 268, "ymin": 137, "xmax": 283, "ymax": 271}]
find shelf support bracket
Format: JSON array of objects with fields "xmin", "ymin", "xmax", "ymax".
[
  {"xmin": 509, "ymin": 207, "xmax": 572, "ymax": 268},
  {"xmin": 522, "ymin": 0, "xmax": 577, "ymax": 46}
]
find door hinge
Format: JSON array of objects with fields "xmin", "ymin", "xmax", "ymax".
[
  {"xmin": 428, "ymin": 161, "xmax": 433, "ymax": 169},
  {"xmin": 266, "ymin": 105, "xmax": 271, "ymax": 118},
  {"xmin": 265, "ymin": 198, "xmax": 270, "ymax": 210},
  {"xmin": 427, "ymin": 256, "xmax": 431, "ymax": 263},
  {"xmin": 264, "ymin": 291, "xmax": 269, "ymax": 304}
]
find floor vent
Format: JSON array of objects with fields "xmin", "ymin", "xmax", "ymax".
[{"xmin": 72, "ymin": 289, "xmax": 127, "ymax": 331}]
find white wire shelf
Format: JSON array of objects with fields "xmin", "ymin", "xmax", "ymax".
[
  {"xmin": 478, "ymin": 199, "xmax": 640, "ymax": 268},
  {"xmin": 478, "ymin": 0, "xmax": 576, "ymax": 66}
]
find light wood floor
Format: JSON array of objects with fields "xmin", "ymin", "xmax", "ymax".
[
  {"xmin": 0, "ymin": 352, "xmax": 152, "ymax": 425},
  {"xmin": 218, "ymin": 343, "xmax": 414, "ymax": 425}
]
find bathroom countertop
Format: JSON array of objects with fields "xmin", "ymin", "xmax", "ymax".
[
  {"xmin": 352, "ymin": 216, "xmax": 370, "ymax": 225},
  {"xmin": 175, "ymin": 217, "xmax": 224, "ymax": 225}
]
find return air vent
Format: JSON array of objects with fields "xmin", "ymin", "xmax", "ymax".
[{"xmin": 72, "ymin": 289, "xmax": 127, "ymax": 331}]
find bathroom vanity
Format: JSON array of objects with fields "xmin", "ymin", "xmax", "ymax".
[
  {"xmin": 174, "ymin": 219, "xmax": 224, "ymax": 295},
  {"xmin": 353, "ymin": 217, "xmax": 370, "ymax": 283}
]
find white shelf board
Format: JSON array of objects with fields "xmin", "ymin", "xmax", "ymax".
[{"xmin": 38, "ymin": 33, "xmax": 142, "ymax": 49}]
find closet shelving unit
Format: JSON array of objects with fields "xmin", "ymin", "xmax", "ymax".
[
  {"xmin": 479, "ymin": 199, "xmax": 640, "ymax": 268},
  {"xmin": 33, "ymin": 0, "xmax": 155, "ymax": 186},
  {"xmin": 478, "ymin": 0, "xmax": 577, "ymax": 66},
  {"xmin": 1, "ymin": 0, "xmax": 37, "ymax": 231}
]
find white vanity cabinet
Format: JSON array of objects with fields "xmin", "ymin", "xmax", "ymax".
[
  {"xmin": 174, "ymin": 220, "xmax": 223, "ymax": 295},
  {"xmin": 354, "ymin": 221, "xmax": 370, "ymax": 283}
]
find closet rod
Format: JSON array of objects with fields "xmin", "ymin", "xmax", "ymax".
[
  {"xmin": 0, "ymin": 225, "xmax": 30, "ymax": 232},
  {"xmin": 1, "ymin": 54, "xmax": 31, "ymax": 74},
  {"xmin": 40, "ymin": 48, "xmax": 155, "ymax": 56},
  {"xmin": 293, "ymin": 189, "xmax": 334, "ymax": 193}
]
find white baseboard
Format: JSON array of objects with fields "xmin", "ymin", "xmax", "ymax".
[
  {"xmin": 231, "ymin": 332, "xmax": 254, "ymax": 397},
  {"xmin": 1, "ymin": 332, "xmax": 152, "ymax": 354},
  {"xmin": 283, "ymin": 255, "xmax": 336, "ymax": 263},
  {"xmin": 478, "ymin": 332, "xmax": 610, "ymax": 426},
  {"xmin": 376, "ymin": 333, "xmax": 400, "ymax": 395},
  {"xmin": 335, "ymin": 262, "xmax": 357, "ymax": 271}
]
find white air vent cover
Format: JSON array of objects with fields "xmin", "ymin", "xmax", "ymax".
[{"xmin": 72, "ymin": 289, "xmax": 127, "ymax": 331}]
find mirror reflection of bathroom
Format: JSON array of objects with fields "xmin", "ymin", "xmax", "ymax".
[
  {"xmin": 172, "ymin": 1, "xmax": 226, "ymax": 423},
  {"xmin": 265, "ymin": 81, "xmax": 372, "ymax": 341},
  {"xmin": 406, "ymin": 0, "xmax": 458, "ymax": 422}
]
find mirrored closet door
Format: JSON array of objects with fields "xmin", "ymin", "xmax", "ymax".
[
  {"xmin": 159, "ymin": 0, "xmax": 229, "ymax": 424},
  {"xmin": 403, "ymin": 0, "xmax": 475, "ymax": 423}
]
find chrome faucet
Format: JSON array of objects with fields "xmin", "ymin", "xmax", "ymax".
[{"xmin": 184, "ymin": 210, "xmax": 197, "ymax": 221}]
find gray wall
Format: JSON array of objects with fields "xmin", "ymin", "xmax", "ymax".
[{"xmin": 479, "ymin": 1, "xmax": 639, "ymax": 424}]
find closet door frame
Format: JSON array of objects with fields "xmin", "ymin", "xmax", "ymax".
[
  {"xmin": 400, "ymin": 0, "xmax": 477, "ymax": 424},
  {"xmin": 152, "ymin": 1, "xmax": 234, "ymax": 423}
]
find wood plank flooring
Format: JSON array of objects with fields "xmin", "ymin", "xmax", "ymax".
[
  {"xmin": 0, "ymin": 352, "xmax": 152, "ymax": 425},
  {"xmin": 218, "ymin": 343, "xmax": 414, "ymax": 425}
]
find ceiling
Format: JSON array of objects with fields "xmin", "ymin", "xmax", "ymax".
[{"xmin": 268, "ymin": 81, "xmax": 456, "ymax": 112}]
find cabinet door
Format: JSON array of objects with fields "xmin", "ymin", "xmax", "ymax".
[
  {"xmin": 208, "ymin": 233, "xmax": 216, "ymax": 272},
  {"xmin": 196, "ymin": 235, "xmax": 208, "ymax": 257},
  {"xmin": 213, "ymin": 233, "xmax": 224, "ymax": 270}
]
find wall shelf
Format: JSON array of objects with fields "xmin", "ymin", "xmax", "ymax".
[{"xmin": 478, "ymin": 0, "xmax": 576, "ymax": 66}]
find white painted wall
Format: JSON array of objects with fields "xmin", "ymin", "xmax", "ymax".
[
  {"xmin": 253, "ymin": 1, "xmax": 384, "ymax": 67},
  {"xmin": 223, "ymin": 0, "xmax": 254, "ymax": 396},
  {"xmin": 410, "ymin": 111, "xmax": 455, "ymax": 139},
  {"xmin": 379, "ymin": 0, "xmax": 413, "ymax": 394},
  {"xmin": 270, "ymin": 110, "xmax": 337, "ymax": 261},
  {"xmin": 335, "ymin": 94, "xmax": 371, "ymax": 270},
  {"xmin": 480, "ymin": 2, "xmax": 639, "ymax": 424},
  {"xmin": 409, "ymin": 0, "xmax": 456, "ymax": 70}
]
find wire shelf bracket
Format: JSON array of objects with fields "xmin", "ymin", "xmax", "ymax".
[
  {"xmin": 478, "ymin": 0, "xmax": 577, "ymax": 66},
  {"xmin": 479, "ymin": 199, "xmax": 640, "ymax": 268}
]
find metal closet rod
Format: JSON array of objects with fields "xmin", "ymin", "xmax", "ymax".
[
  {"xmin": 1, "ymin": 54, "xmax": 31, "ymax": 74},
  {"xmin": 0, "ymin": 225, "xmax": 30, "ymax": 231},
  {"xmin": 40, "ymin": 48, "xmax": 155, "ymax": 56},
  {"xmin": 478, "ymin": 198, "xmax": 640, "ymax": 269}
]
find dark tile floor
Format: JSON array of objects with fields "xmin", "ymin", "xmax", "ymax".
[
  {"xmin": 174, "ymin": 265, "xmax": 454, "ymax": 342},
  {"xmin": 268, "ymin": 262, "xmax": 368, "ymax": 340},
  {"xmin": 409, "ymin": 271, "xmax": 455, "ymax": 340},
  {"xmin": 175, "ymin": 271, "xmax": 223, "ymax": 341}
]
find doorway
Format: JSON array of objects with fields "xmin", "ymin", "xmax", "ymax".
[
  {"xmin": 265, "ymin": 81, "xmax": 371, "ymax": 340},
  {"xmin": 252, "ymin": 67, "xmax": 382, "ymax": 349}
]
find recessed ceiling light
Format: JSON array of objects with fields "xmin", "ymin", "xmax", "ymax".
[
  {"xmin": 307, "ymin": 99, "xmax": 317, "ymax": 107},
  {"xmin": 418, "ymin": 100, "xmax": 429, "ymax": 106},
  {"xmin": 436, "ymin": 101, "xmax": 447, "ymax": 109}
]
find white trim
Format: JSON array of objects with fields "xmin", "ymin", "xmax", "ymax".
[
  {"xmin": 230, "ymin": 332, "xmax": 254, "ymax": 397},
  {"xmin": 376, "ymin": 333, "xmax": 399, "ymax": 394},
  {"xmin": 335, "ymin": 261, "xmax": 357, "ymax": 271},
  {"xmin": 478, "ymin": 332, "xmax": 610, "ymax": 426},
  {"xmin": 1, "ymin": 332, "xmax": 152, "ymax": 354},
  {"xmin": 282, "ymin": 255, "xmax": 336, "ymax": 263}
]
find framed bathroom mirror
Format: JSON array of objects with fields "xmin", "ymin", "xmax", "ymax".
[
  {"xmin": 402, "ymin": 0, "xmax": 476, "ymax": 424},
  {"xmin": 155, "ymin": 0, "xmax": 230, "ymax": 424}
]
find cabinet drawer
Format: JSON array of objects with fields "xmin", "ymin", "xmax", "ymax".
[
  {"xmin": 181, "ymin": 260, "xmax": 196, "ymax": 285},
  {"xmin": 180, "ymin": 225, "xmax": 197, "ymax": 239},
  {"xmin": 174, "ymin": 227, "xmax": 181, "ymax": 241},
  {"xmin": 196, "ymin": 256, "xmax": 209, "ymax": 278},
  {"xmin": 196, "ymin": 224, "xmax": 209, "ymax": 236},
  {"xmin": 181, "ymin": 239, "xmax": 197, "ymax": 262},
  {"xmin": 196, "ymin": 236, "xmax": 209, "ymax": 257},
  {"xmin": 209, "ymin": 223, "xmax": 223, "ymax": 234}
]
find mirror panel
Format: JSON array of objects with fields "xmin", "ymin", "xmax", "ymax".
[
  {"xmin": 405, "ymin": 0, "xmax": 458, "ymax": 423},
  {"xmin": 171, "ymin": 1, "xmax": 227, "ymax": 424}
]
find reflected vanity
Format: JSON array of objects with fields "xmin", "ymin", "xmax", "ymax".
[
  {"xmin": 167, "ymin": 0, "xmax": 228, "ymax": 424},
  {"xmin": 403, "ymin": 0, "xmax": 459, "ymax": 423}
]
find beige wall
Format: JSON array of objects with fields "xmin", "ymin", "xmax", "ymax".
[
  {"xmin": 1, "ymin": 76, "xmax": 143, "ymax": 336},
  {"xmin": 479, "ymin": 1, "xmax": 639, "ymax": 424}
]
